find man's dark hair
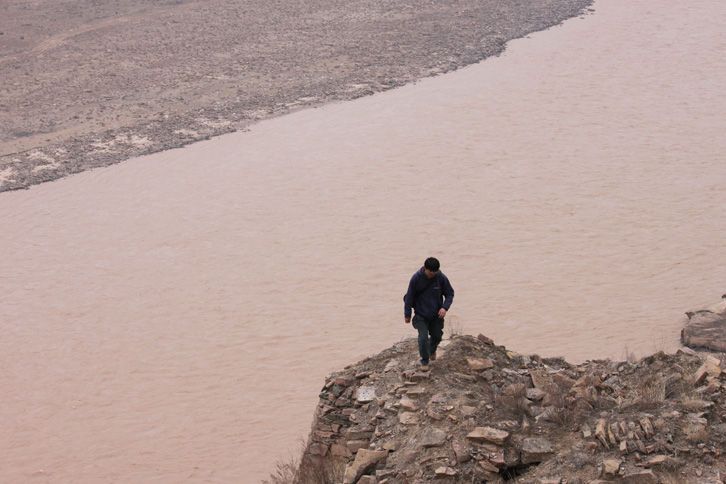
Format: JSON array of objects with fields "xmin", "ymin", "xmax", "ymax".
[{"xmin": 424, "ymin": 257, "xmax": 440, "ymax": 272}]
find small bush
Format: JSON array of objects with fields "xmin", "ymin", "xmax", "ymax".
[
  {"xmin": 264, "ymin": 447, "xmax": 344, "ymax": 484},
  {"xmin": 635, "ymin": 375, "xmax": 666, "ymax": 408},
  {"xmin": 622, "ymin": 345, "xmax": 637, "ymax": 363},
  {"xmin": 445, "ymin": 315, "xmax": 464, "ymax": 339},
  {"xmin": 263, "ymin": 455, "xmax": 298, "ymax": 484}
]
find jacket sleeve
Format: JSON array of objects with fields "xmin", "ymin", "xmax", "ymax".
[
  {"xmin": 403, "ymin": 274, "xmax": 417, "ymax": 318},
  {"xmin": 441, "ymin": 275, "xmax": 455, "ymax": 311}
]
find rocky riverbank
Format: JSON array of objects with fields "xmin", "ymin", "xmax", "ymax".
[
  {"xmin": 1, "ymin": 0, "xmax": 592, "ymax": 192},
  {"xmin": 277, "ymin": 333, "xmax": 725, "ymax": 483}
]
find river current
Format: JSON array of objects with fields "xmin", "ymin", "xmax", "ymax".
[{"xmin": 1, "ymin": 0, "xmax": 725, "ymax": 481}]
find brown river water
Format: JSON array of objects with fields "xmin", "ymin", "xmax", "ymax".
[{"xmin": 1, "ymin": 0, "xmax": 725, "ymax": 481}]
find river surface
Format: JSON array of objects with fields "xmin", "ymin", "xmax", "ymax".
[{"xmin": 1, "ymin": 0, "xmax": 725, "ymax": 481}]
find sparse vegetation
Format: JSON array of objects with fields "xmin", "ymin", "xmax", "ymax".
[
  {"xmin": 622, "ymin": 344, "xmax": 638, "ymax": 363},
  {"xmin": 264, "ymin": 452, "xmax": 343, "ymax": 484},
  {"xmin": 631, "ymin": 374, "xmax": 667, "ymax": 409},
  {"xmin": 445, "ymin": 315, "xmax": 464, "ymax": 339}
]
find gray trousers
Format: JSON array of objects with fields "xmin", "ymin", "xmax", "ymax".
[{"xmin": 412, "ymin": 314, "xmax": 444, "ymax": 363}]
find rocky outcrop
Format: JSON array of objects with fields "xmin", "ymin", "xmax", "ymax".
[
  {"xmin": 682, "ymin": 295, "xmax": 726, "ymax": 352},
  {"xmin": 293, "ymin": 334, "xmax": 726, "ymax": 483}
]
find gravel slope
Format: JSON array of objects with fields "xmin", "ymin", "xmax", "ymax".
[{"xmin": 0, "ymin": 0, "xmax": 593, "ymax": 192}]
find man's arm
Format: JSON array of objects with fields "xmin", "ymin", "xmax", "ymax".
[
  {"xmin": 441, "ymin": 275, "xmax": 455, "ymax": 311},
  {"xmin": 403, "ymin": 274, "xmax": 417, "ymax": 323}
]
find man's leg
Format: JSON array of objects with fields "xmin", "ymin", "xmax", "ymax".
[
  {"xmin": 429, "ymin": 318, "xmax": 444, "ymax": 358},
  {"xmin": 412, "ymin": 315, "xmax": 431, "ymax": 364}
]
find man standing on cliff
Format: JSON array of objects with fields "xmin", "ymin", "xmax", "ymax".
[{"xmin": 404, "ymin": 257, "xmax": 455, "ymax": 367}]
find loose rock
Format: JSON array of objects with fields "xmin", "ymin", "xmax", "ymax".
[
  {"xmin": 622, "ymin": 470, "xmax": 657, "ymax": 484},
  {"xmin": 466, "ymin": 357, "xmax": 494, "ymax": 371},
  {"xmin": 521, "ymin": 437, "xmax": 554, "ymax": 464},
  {"xmin": 420, "ymin": 428, "xmax": 448, "ymax": 448},
  {"xmin": 342, "ymin": 449, "xmax": 387, "ymax": 484},
  {"xmin": 466, "ymin": 426, "xmax": 509, "ymax": 445},
  {"xmin": 602, "ymin": 458, "xmax": 621, "ymax": 476}
]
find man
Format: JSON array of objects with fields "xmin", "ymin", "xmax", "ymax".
[{"xmin": 404, "ymin": 257, "xmax": 455, "ymax": 366}]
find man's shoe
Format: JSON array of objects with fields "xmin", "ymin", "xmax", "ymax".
[
  {"xmin": 419, "ymin": 359, "xmax": 430, "ymax": 368},
  {"xmin": 430, "ymin": 352, "xmax": 437, "ymax": 361}
]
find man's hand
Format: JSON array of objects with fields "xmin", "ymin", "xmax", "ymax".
[
  {"xmin": 438, "ymin": 308, "xmax": 447, "ymax": 319},
  {"xmin": 404, "ymin": 316, "xmax": 411, "ymax": 324}
]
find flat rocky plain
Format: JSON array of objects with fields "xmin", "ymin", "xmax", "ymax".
[{"xmin": 1, "ymin": 0, "xmax": 592, "ymax": 191}]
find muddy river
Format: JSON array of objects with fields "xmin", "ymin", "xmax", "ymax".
[{"xmin": 1, "ymin": 0, "xmax": 725, "ymax": 481}]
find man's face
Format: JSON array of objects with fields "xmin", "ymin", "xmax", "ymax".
[{"xmin": 424, "ymin": 268, "xmax": 438, "ymax": 279}]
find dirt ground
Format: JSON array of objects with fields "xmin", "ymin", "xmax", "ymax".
[{"xmin": 0, "ymin": 0, "xmax": 592, "ymax": 192}]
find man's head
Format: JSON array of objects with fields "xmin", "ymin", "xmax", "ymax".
[{"xmin": 424, "ymin": 257, "xmax": 440, "ymax": 279}]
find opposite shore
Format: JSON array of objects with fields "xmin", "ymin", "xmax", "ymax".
[{"xmin": 0, "ymin": 0, "xmax": 592, "ymax": 192}]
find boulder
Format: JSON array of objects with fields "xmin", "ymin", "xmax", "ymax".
[
  {"xmin": 520, "ymin": 437, "xmax": 554, "ymax": 464},
  {"xmin": 460, "ymin": 405, "xmax": 477, "ymax": 417},
  {"xmin": 694, "ymin": 355, "xmax": 722, "ymax": 383},
  {"xmin": 466, "ymin": 426, "xmax": 509, "ymax": 445},
  {"xmin": 426, "ymin": 406, "xmax": 445, "ymax": 421},
  {"xmin": 602, "ymin": 458, "xmax": 621, "ymax": 476},
  {"xmin": 346, "ymin": 427, "xmax": 374, "ymax": 440},
  {"xmin": 622, "ymin": 470, "xmax": 657, "ymax": 484},
  {"xmin": 639, "ymin": 417, "xmax": 654, "ymax": 438},
  {"xmin": 644, "ymin": 455, "xmax": 681, "ymax": 468},
  {"xmin": 356, "ymin": 386, "xmax": 377, "ymax": 403},
  {"xmin": 347, "ymin": 440, "xmax": 369, "ymax": 453},
  {"xmin": 343, "ymin": 449, "xmax": 388, "ymax": 484},
  {"xmin": 526, "ymin": 388, "xmax": 546, "ymax": 402},
  {"xmin": 420, "ymin": 428, "xmax": 448, "ymax": 448},
  {"xmin": 408, "ymin": 371, "xmax": 431, "ymax": 382},
  {"xmin": 434, "ymin": 466, "xmax": 458, "ymax": 476},
  {"xmin": 451, "ymin": 439, "xmax": 472, "ymax": 463},
  {"xmin": 308, "ymin": 443, "xmax": 329, "ymax": 456},
  {"xmin": 477, "ymin": 334, "xmax": 494, "ymax": 345},
  {"xmin": 382, "ymin": 440, "xmax": 398, "ymax": 451},
  {"xmin": 399, "ymin": 395, "xmax": 418, "ymax": 411},
  {"xmin": 467, "ymin": 357, "xmax": 494, "ymax": 371},
  {"xmin": 552, "ymin": 373, "xmax": 575, "ymax": 389},
  {"xmin": 488, "ymin": 447, "xmax": 505, "ymax": 467},
  {"xmin": 681, "ymin": 300, "xmax": 726, "ymax": 352},
  {"xmin": 405, "ymin": 386, "xmax": 426, "ymax": 396},
  {"xmin": 594, "ymin": 418, "xmax": 609, "ymax": 448},
  {"xmin": 399, "ymin": 412, "xmax": 419, "ymax": 425},
  {"xmin": 334, "ymin": 376, "xmax": 356, "ymax": 387},
  {"xmin": 478, "ymin": 459, "xmax": 499, "ymax": 473},
  {"xmin": 529, "ymin": 369, "xmax": 554, "ymax": 390},
  {"xmin": 331, "ymin": 443, "xmax": 353, "ymax": 457}
]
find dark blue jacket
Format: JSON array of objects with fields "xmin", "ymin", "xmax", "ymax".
[{"xmin": 403, "ymin": 267, "xmax": 455, "ymax": 320}]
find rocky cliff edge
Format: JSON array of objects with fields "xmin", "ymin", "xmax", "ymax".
[{"xmin": 282, "ymin": 331, "xmax": 725, "ymax": 483}]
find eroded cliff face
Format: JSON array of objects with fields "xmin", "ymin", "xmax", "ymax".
[{"xmin": 290, "ymin": 334, "xmax": 725, "ymax": 483}]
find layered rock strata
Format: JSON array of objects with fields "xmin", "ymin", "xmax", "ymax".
[{"xmin": 682, "ymin": 296, "xmax": 726, "ymax": 353}]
